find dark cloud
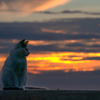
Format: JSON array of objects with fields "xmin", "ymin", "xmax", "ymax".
[
  {"xmin": 0, "ymin": 48, "xmax": 10, "ymax": 54},
  {"xmin": 61, "ymin": 10, "xmax": 100, "ymax": 15},
  {"xmin": 26, "ymin": 70, "xmax": 100, "ymax": 90},
  {"xmin": 0, "ymin": 18, "xmax": 100, "ymax": 53},
  {"xmin": 0, "ymin": 40, "xmax": 16, "ymax": 53},
  {"xmin": 66, "ymin": 43, "xmax": 100, "ymax": 48},
  {"xmin": 66, "ymin": 43, "xmax": 85, "ymax": 47},
  {"xmin": 29, "ymin": 43, "xmax": 100, "ymax": 53},
  {"xmin": 29, "ymin": 44, "xmax": 58, "ymax": 52},
  {"xmin": 83, "ymin": 57, "xmax": 100, "ymax": 60},
  {"xmin": 36, "ymin": 10, "xmax": 100, "ymax": 15},
  {"xmin": 0, "ymin": 18, "xmax": 100, "ymax": 40},
  {"xmin": 34, "ymin": 11, "xmax": 56, "ymax": 14}
]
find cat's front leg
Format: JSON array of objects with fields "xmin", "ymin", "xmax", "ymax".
[
  {"xmin": 19, "ymin": 69, "xmax": 27, "ymax": 90},
  {"xmin": 10, "ymin": 63, "xmax": 19, "ymax": 87},
  {"xmin": 11, "ymin": 69, "xmax": 19, "ymax": 88}
]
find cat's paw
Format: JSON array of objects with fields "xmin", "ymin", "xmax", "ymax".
[{"xmin": 19, "ymin": 86, "xmax": 24, "ymax": 90}]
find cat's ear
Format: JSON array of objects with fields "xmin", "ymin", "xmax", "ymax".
[
  {"xmin": 20, "ymin": 39, "xmax": 25, "ymax": 44},
  {"xmin": 14, "ymin": 39, "xmax": 25, "ymax": 49},
  {"xmin": 24, "ymin": 41, "xmax": 29, "ymax": 46}
]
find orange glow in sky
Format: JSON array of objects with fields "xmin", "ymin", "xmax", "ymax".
[
  {"xmin": 41, "ymin": 28, "xmax": 66, "ymax": 34},
  {"xmin": 0, "ymin": 0, "xmax": 71, "ymax": 18},
  {"xmin": 26, "ymin": 52, "xmax": 100, "ymax": 74},
  {"xmin": 0, "ymin": 52, "xmax": 100, "ymax": 74},
  {"xmin": 32, "ymin": 0, "xmax": 71, "ymax": 12}
]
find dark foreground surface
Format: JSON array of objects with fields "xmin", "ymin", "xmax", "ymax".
[{"xmin": 0, "ymin": 90, "xmax": 100, "ymax": 100}]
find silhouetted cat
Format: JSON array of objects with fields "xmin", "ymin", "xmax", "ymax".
[{"xmin": 2, "ymin": 39, "xmax": 30, "ymax": 90}]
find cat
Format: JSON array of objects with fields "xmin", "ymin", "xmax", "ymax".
[{"xmin": 2, "ymin": 39, "xmax": 30, "ymax": 90}]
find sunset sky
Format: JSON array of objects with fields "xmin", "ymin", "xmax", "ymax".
[{"xmin": 0, "ymin": 0, "xmax": 100, "ymax": 90}]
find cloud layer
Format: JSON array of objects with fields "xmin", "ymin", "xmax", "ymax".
[
  {"xmin": 0, "ymin": 0, "xmax": 70, "ymax": 12},
  {"xmin": 36, "ymin": 10, "xmax": 100, "ymax": 15}
]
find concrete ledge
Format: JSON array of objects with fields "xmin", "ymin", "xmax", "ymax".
[{"xmin": 0, "ymin": 90, "xmax": 100, "ymax": 100}]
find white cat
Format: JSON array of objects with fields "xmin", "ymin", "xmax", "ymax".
[{"xmin": 2, "ymin": 39, "xmax": 30, "ymax": 90}]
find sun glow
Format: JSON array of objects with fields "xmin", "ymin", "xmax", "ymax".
[
  {"xmin": 26, "ymin": 52, "xmax": 100, "ymax": 74},
  {"xmin": 32, "ymin": 0, "xmax": 71, "ymax": 12},
  {"xmin": 0, "ymin": 52, "xmax": 100, "ymax": 74}
]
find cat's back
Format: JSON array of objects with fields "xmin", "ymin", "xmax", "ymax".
[
  {"xmin": 3, "ymin": 56, "xmax": 10, "ymax": 68},
  {"xmin": 2, "ymin": 56, "xmax": 11, "ymax": 73}
]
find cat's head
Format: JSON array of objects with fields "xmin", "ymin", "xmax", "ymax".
[{"xmin": 14, "ymin": 39, "xmax": 30, "ymax": 57}]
